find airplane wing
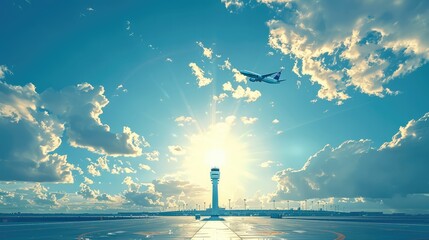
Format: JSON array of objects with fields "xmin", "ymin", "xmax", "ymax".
[{"xmin": 261, "ymin": 72, "xmax": 278, "ymax": 78}]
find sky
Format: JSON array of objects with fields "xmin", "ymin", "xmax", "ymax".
[{"xmin": 0, "ymin": 0, "xmax": 428, "ymax": 214}]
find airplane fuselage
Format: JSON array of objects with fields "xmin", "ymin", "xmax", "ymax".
[
  {"xmin": 249, "ymin": 77, "xmax": 282, "ymax": 84},
  {"xmin": 240, "ymin": 70, "xmax": 285, "ymax": 84}
]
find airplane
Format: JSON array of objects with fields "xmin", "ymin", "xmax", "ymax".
[{"xmin": 239, "ymin": 69, "xmax": 286, "ymax": 84}]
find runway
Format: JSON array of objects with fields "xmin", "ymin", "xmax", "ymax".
[{"xmin": 1, "ymin": 216, "xmax": 428, "ymax": 239}]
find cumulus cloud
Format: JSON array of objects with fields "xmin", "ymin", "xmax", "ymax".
[
  {"xmin": 175, "ymin": 116, "xmax": 195, "ymax": 127},
  {"xmin": 264, "ymin": 0, "xmax": 429, "ymax": 101},
  {"xmin": 0, "ymin": 81, "xmax": 73, "ymax": 182},
  {"xmin": 221, "ymin": 0, "xmax": 244, "ymax": 10},
  {"xmin": 97, "ymin": 156, "xmax": 110, "ymax": 171},
  {"xmin": 232, "ymin": 68, "xmax": 247, "ymax": 83},
  {"xmin": 189, "ymin": 62, "xmax": 213, "ymax": 87},
  {"xmin": 272, "ymin": 119, "xmax": 280, "ymax": 124},
  {"xmin": 111, "ymin": 165, "xmax": 136, "ymax": 174},
  {"xmin": 87, "ymin": 163, "xmax": 101, "ymax": 177},
  {"xmin": 41, "ymin": 83, "xmax": 147, "ymax": 157},
  {"xmin": 123, "ymin": 175, "xmax": 208, "ymax": 209},
  {"xmin": 122, "ymin": 177, "xmax": 163, "ymax": 207},
  {"xmin": 144, "ymin": 150, "xmax": 160, "ymax": 161},
  {"xmin": 0, "ymin": 79, "xmax": 149, "ymax": 182},
  {"xmin": 152, "ymin": 177, "xmax": 207, "ymax": 199},
  {"xmin": 213, "ymin": 93, "xmax": 228, "ymax": 103},
  {"xmin": 196, "ymin": 41, "xmax": 213, "ymax": 59},
  {"xmin": 0, "ymin": 65, "xmax": 11, "ymax": 79},
  {"xmin": 84, "ymin": 177, "xmax": 94, "ymax": 185},
  {"xmin": 223, "ymin": 81, "xmax": 261, "ymax": 102},
  {"xmin": 221, "ymin": 58, "xmax": 232, "ymax": 70},
  {"xmin": 138, "ymin": 163, "xmax": 152, "ymax": 171},
  {"xmin": 273, "ymin": 112, "xmax": 429, "ymax": 200},
  {"xmin": 168, "ymin": 145, "xmax": 186, "ymax": 156},
  {"xmin": 0, "ymin": 184, "xmax": 68, "ymax": 211},
  {"xmin": 115, "ymin": 84, "xmax": 128, "ymax": 95},
  {"xmin": 78, "ymin": 183, "xmax": 114, "ymax": 202},
  {"xmin": 240, "ymin": 116, "xmax": 258, "ymax": 125},
  {"xmin": 260, "ymin": 160, "xmax": 274, "ymax": 168}
]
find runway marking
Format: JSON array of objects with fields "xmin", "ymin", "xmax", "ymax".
[
  {"xmin": 321, "ymin": 230, "xmax": 346, "ymax": 240},
  {"xmin": 190, "ymin": 221, "xmax": 207, "ymax": 238},
  {"xmin": 191, "ymin": 221, "xmax": 242, "ymax": 239}
]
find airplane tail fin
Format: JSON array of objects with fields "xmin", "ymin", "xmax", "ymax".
[{"xmin": 274, "ymin": 70, "xmax": 282, "ymax": 80}]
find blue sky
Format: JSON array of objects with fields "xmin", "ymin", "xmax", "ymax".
[{"xmin": 0, "ymin": 0, "xmax": 428, "ymax": 213}]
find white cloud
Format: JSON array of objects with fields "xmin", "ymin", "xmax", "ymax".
[
  {"xmin": 87, "ymin": 163, "xmax": 100, "ymax": 177},
  {"xmin": 78, "ymin": 183, "xmax": 115, "ymax": 202},
  {"xmin": 152, "ymin": 177, "xmax": 207, "ymax": 199},
  {"xmin": 213, "ymin": 93, "xmax": 228, "ymax": 103},
  {"xmin": 84, "ymin": 177, "xmax": 94, "ymax": 185},
  {"xmin": 175, "ymin": 116, "xmax": 195, "ymax": 127},
  {"xmin": 115, "ymin": 84, "xmax": 128, "ymax": 94},
  {"xmin": 41, "ymin": 83, "xmax": 147, "ymax": 157},
  {"xmin": 221, "ymin": 0, "xmax": 244, "ymax": 10},
  {"xmin": 0, "ymin": 81, "xmax": 73, "ymax": 182},
  {"xmin": 232, "ymin": 68, "xmax": 247, "ymax": 83},
  {"xmin": 257, "ymin": 0, "xmax": 292, "ymax": 6},
  {"xmin": 260, "ymin": 160, "xmax": 274, "ymax": 168},
  {"xmin": 273, "ymin": 112, "xmax": 429, "ymax": 200},
  {"xmin": 240, "ymin": 116, "xmax": 258, "ymax": 125},
  {"xmin": 126, "ymin": 21, "xmax": 131, "ymax": 31},
  {"xmin": 166, "ymin": 58, "xmax": 173, "ymax": 62},
  {"xmin": 196, "ymin": 41, "xmax": 213, "ymax": 59},
  {"xmin": 138, "ymin": 164, "xmax": 152, "ymax": 171},
  {"xmin": 111, "ymin": 165, "xmax": 136, "ymax": 174},
  {"xmin": 122, "ymin": 177, "xmax": 164, "ymax": 207},
  {"xmin": 0, "ymin": 65, "xmax": 11, "ymax": 79},
  {"xmin": 272, "ymin": 119, "xmax": 280, "ymax": 124},
  {"xmin": 0, "ymin": 184, "xmax": 69, "ymax": 211},
  {"xmin": 144, "ymin": 150, "xmax": 160, "ymax": 161},
  {"xmin": 265, "ymin": 0, "xmax": 429, "ymax": 101},
  {"xmin": 222, "ymin": 81, "xmax": 262, "ymax": 102},
  {"xmin": 168, "ymin": 145, "xmax": 186, "ymax": 156},
  {"xmin": 292, "ymin": 60, "xmax": 302, "ymax": 78},
  {"xmin": 221, "ymin": 59, "xmax": 232, "ymax": 70},
  {"xmin": 97, "ymin": 156, "xmax": 110, "ymax": 171},
  {"xmin": 189, "ymin": 62, "xmax": 213, "ymax": 87},
  {"xmin": 223, "ymin": 81, "xmax": 234, "ymax": 91}
]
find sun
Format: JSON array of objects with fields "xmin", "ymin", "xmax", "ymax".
[
  {"xmin": 181, "ymin": 116, "xmax": 255, "ymax": 207},
  {"xmin": 205, "ymin": 148, "xmax": 226, "ymax": 168}
]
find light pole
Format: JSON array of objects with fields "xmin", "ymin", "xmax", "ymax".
[
  {"xmin": 244, "ymin": 199, "xmax": 247, "ymax": 210},
  {"xmin": 228, "ymin": 199, "xmax": 231, "ymax": 210}
]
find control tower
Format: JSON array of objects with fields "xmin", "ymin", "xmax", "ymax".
[{"xmin": 210, "ymin": 167, "xmax": 220, "ymax": 216}]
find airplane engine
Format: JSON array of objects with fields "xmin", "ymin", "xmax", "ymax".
[{"xmin": 249, "ymin": 78, "xmax": 256, "ymax": 82}]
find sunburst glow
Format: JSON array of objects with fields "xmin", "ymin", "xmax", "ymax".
[{"xmin": 181, "ymin": 116, "xmax": 256, "ymax": 207}]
